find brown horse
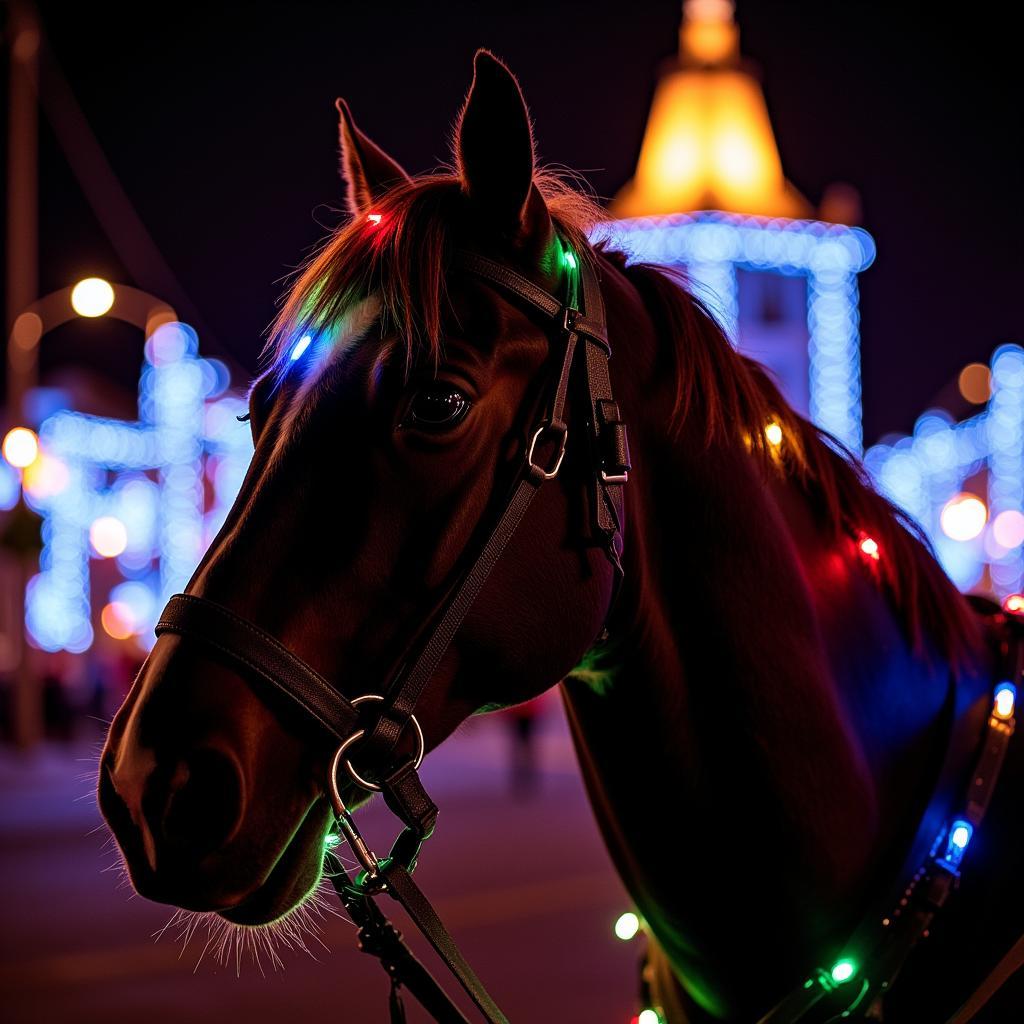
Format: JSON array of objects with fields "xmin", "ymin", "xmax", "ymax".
[{"xmin": 100, "ymin": 51, "xmax": 1023, "ymax": 1021}]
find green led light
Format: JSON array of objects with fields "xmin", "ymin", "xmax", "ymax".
[
  {"xmin": 614, "ymin": 911, "xmax": 641, "ymax": 940},
  {"xmin": 830, "ymin": 959, "xmax": 856, "ymax": 984},
  {"xmin": 638, "ymin": 1010, "xmax": 662, "ymax": 1024},
  {"xmin": 324, "ymin": 832, "xmax": 341, "ymax": 849},
  {"xmin": 563, "ymin": 250, "xmax": 578, "ymax": 270}
]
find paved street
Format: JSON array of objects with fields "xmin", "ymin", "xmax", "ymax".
[{"xmin": 0, "ymin": 703, "xmax": 639, "ymax": 1023}]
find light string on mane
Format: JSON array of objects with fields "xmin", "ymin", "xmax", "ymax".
[{"xmin": 265, "ymin": 170, "xmax": 980, "ymax": 676}]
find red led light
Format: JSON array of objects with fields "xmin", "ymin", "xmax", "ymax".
[
  {"xmin": 859, "ymin": 536, "xmax": 880, "ymax": 561},
  {"xmin": 366, "ymin": 212, "xmax": 382, "ymax": 225},
  {"xmin": 1003, "ymin": 593, "xmax": 1024, "ymax": 615}
]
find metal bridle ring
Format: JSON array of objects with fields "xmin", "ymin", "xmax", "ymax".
[{"xmin": 329, "ymin": 694, "xmax": 425, "ymax": 797}]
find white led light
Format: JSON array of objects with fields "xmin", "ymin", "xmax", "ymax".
[{"xmin": 290, "ymin": 334, "xmax": 313, "ymax": 361}]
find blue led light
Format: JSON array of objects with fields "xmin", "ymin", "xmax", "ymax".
[
  {"xmin": 289, "ymin": 334, "xmax": 313, "ymax": 361},
  {"xmin": 994, "ymin": 682, "xmax": 1016, "ymax": 719},
  {"xmin": 943, "ymin": 819, "xmax": 973, "ymax": 870}
]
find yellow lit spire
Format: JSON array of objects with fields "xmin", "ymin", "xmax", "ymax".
[{"xmin": 612, "ymin": 0, "xmax": 811, "ymax": 220}]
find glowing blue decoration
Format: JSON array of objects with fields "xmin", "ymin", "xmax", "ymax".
[
  {"xmin": 943, "ymin": 819, "xmax": 973, "ymax": 870},
  {"xmin": 988, "ymin": 346, "xmax": 1024, "ymax": 594},
  {"xmin": 24, "ymin": 321, "xmax": 254, "ymax": 652},
  {"xmin": 290, "ymin": 334, "xmax": 313, "ymax": 361},
  {"xmin": 994, "ymin": 682, "xmax": 1016, "ymax": 719},
  {"xmin": 865, "ymin": 344, "xmax": 1024, "ymax": 601},
  {"xmin": 0, "ymin": 460, "xmax": 20, "ymax": 511},
  {"xmin": 109, "ymin": 579, "xmax": 157, "ymax": 630},
  {"xmin": 593, "ymin": 211, "xmax": 874, "ymax": 452}
]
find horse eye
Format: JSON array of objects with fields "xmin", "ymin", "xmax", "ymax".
[{"xmin": 404, "ymin": 385, "xmax": 471, "ymax": 430}]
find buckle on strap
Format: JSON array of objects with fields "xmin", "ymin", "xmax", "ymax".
[
  {"xmin": 527, "ymin": 421, "xmax": 568, "ymax": 480},
  {"xmin": 328, "ymin": 695, "xmax": 429, "ymax": 887}
]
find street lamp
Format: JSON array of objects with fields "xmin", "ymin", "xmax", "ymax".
[{"xmin": 70, "ymin": 276, "xmax": 115, "ymax": 318}]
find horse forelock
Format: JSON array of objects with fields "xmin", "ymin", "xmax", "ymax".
[{"xmin": 265, "ymin": 170, "xmax": 605, "ymax": 384}]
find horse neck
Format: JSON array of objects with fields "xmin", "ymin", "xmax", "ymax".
[{"xmin": 560, "ymin": 271, "xmax": 966, "ymax": 1016}]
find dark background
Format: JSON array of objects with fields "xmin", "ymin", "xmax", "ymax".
[{"xmin": 11, "ymin": 0, "xmax": 1023, "ymax": 443}]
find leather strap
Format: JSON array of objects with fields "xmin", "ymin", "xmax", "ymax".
[
  {"xmin": 325, "ymin": 852, "xmax": 472, "ymax": 1024},
  {"xmin": 359, "ymin": 305, "xmax": 583, "ymax": 766},
  {"xmin": 155, "ymin": 593, "xmax": 360, "ymax": 741},
  {"xmin": 382, "ymin": 861, "xmax": 511, "ymax": 1024},
  {"xmin": 452, "ymin": 251, "xmax": 609, "ymax": 351},
  {"xmin": 946, "ymin": 932, "xmax": 1024, "ymax": 1024}
]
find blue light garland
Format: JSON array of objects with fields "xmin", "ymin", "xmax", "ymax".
[{"xmin": 592, "ymin": 210, "xmax": 875, "ymax": 452}]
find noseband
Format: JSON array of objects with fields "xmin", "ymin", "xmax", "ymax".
[{"xmin": 154, "ymin": 244, "xmax": 630, "ymax": 1024}]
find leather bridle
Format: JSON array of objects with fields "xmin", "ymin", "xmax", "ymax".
[{"xmin": 154, "ymin": 243, "xmax": 630, "ymax": 1024}]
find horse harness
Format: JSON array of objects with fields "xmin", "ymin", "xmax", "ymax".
[
  {"xmin": 155, "ymin": 245, "xmax": 629, "ymax": 1024},
  {"xmin": 152, "ymin": 244, "xmax": 1021, "ymax": 1023},
  {"xmin": 751, "ymin": 599, "xmax": 1023, "ymax": 1024}
]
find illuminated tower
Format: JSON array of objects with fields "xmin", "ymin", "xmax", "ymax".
[{"xmin": 599, "ymin": 0, "xmax": 874, "ymax": 452}]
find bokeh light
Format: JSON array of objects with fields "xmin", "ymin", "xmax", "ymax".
[
  {"xmin": 70, "ymin": 277, "xmax": 115, "ymax": 317},
  {"xmin": 958, "ymin": 363, "xmax": 991, "ymax": 404},
  {"xmin": 2, "ymin": 426, "xmax": 39, "ymax": 468},
  {"xmin": 0, "ymin": 461, "xmax": 20, "ymax": 510},
  {"xmin": 21, "ymin": 452, "xmax": 69, "ymax": 501},
  {"xmin": 940, "ymin": 493, "xmax": 987, "ymax": 542},
  {"xmin": 992, "ymin": 510, "xmax": 1024, "ymax": 549},
  {"xmin": 100, "ymin": 601, "xmax": 135, "ymax": 640},
  {"xmin": 89, "ymin": 516, "xmax": 129, "ymax": 558}
]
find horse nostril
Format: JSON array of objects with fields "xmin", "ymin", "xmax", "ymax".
[{"xmin": 159, "ymin": 748, "xmax": 245, "ymax": 856}]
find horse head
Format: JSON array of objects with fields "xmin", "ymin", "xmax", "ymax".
[{"xmin": 99, "ymin": 51, "xmax": 627, "ymax": 926}]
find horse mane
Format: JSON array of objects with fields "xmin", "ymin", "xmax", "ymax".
[
  {"xmin": 268, "ymin": 171, "xmax": 981, "ymax": 669},
  {"xmin": 612, "ymin": 251, "xmax": 983, "ymax": 669}
]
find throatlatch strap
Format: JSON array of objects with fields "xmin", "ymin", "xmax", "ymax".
[{"xmin": 156, "ymin": 593, "xmax": 359, "ymax": 741}]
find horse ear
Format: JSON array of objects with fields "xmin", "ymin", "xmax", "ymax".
[
  {"xmin": 455, "ymin": 50, "xmax": 541, "ymax": 234},
  {"xmin": 336, "ymin": 98, "xmax": 410, "ymax": 217}
]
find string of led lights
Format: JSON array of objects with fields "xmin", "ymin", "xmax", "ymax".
[{"xmin": 617, "ymin": 674, "xmax": 1018, "ymax": 1023}]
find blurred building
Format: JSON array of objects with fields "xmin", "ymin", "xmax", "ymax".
[
  {"xmin": 595, "ymin": 0, "xmax": 874, "ymax": 453},
  {"xmin": 865, "ymin": 349, "xmax": 1024, "ymax": 598},
  {"xmin": 0, "ymin": 282, "xmax": 253, "ymax": 745}
]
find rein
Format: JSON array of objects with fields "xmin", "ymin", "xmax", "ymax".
[{"xmin": 154, "ymin": 245, "xmax": 630, "ymax": 1023}]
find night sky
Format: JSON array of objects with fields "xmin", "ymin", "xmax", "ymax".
[{"xmin": 13, "ymin": 0, "xmax": 1023, "ymax": 444}]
